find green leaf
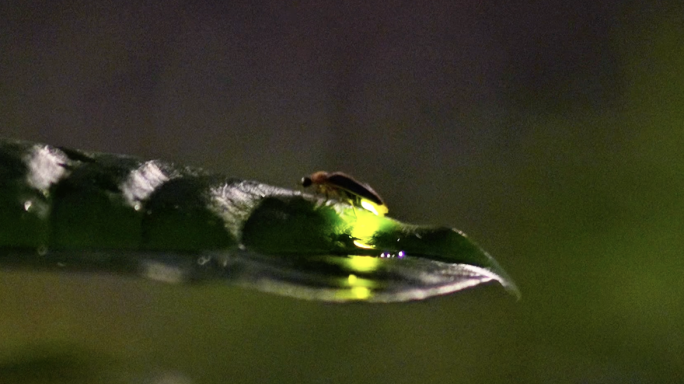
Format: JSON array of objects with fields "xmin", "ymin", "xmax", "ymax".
[{"xmin": 0, "ymin": 139, "xmax": 519, "ymax": 302}]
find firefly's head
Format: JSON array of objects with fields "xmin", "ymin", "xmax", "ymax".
[
  {"xmin": 301, "ymin": 172, "xmax": 329, "ymax": 188},
  {"xmin": 301, "ymin": 176, "xmax": 313, "ymax": 187}
]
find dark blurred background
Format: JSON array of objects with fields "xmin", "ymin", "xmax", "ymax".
[{"xmin": 1, "ymin": 1, "xmax": 683, "ymax": 383}]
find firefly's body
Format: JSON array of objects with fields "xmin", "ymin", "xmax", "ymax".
[{"xmin": 301, "ymin": 171, "xmax": 387, "ymax": 215}]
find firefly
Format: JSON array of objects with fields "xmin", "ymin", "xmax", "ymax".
[{"xmin": 301, "ymin": 171, "xmax": 388, "ymax": 216}]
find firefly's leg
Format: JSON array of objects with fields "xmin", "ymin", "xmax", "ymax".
[{"xmin": 342, "ymin": 191, "xmax": 357, "ymax": 218}]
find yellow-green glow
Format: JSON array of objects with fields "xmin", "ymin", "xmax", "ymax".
[
  {"xmin": 334, "ymin": 197, "xmax": 392, "ymax": 252},
  {"xmin": 343, "ymin": 255, "xmax": 381, "ymax": 273},
  {"xmin": 350, "ymin": 286, "xmax": 371, "ymax": 300},
  {"xmin": 346, "ymin": 207, "xmax": 386, "ymax": 250},
  {"xmin": 360, "ymin": 199, "xmax": 388, "ymax": 216},
  {"xmin": 333, "ymin": 286, "xmax": 373, "ymax": 301},
  {"xmin": 331, "ymin": 273, "xmax": 376, "ymax": 301},
  {"xmin": 353, "ymin": 240, "xmax": 373, "ymax": 249},
  {"xmin": 345, "ymin": 274, "xmax": 374, "ymax": 288}
]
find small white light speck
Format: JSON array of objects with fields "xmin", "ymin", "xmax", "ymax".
[{"xmin": 197, "ymin": 256, "xmax": 211, "ymax": 265}]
